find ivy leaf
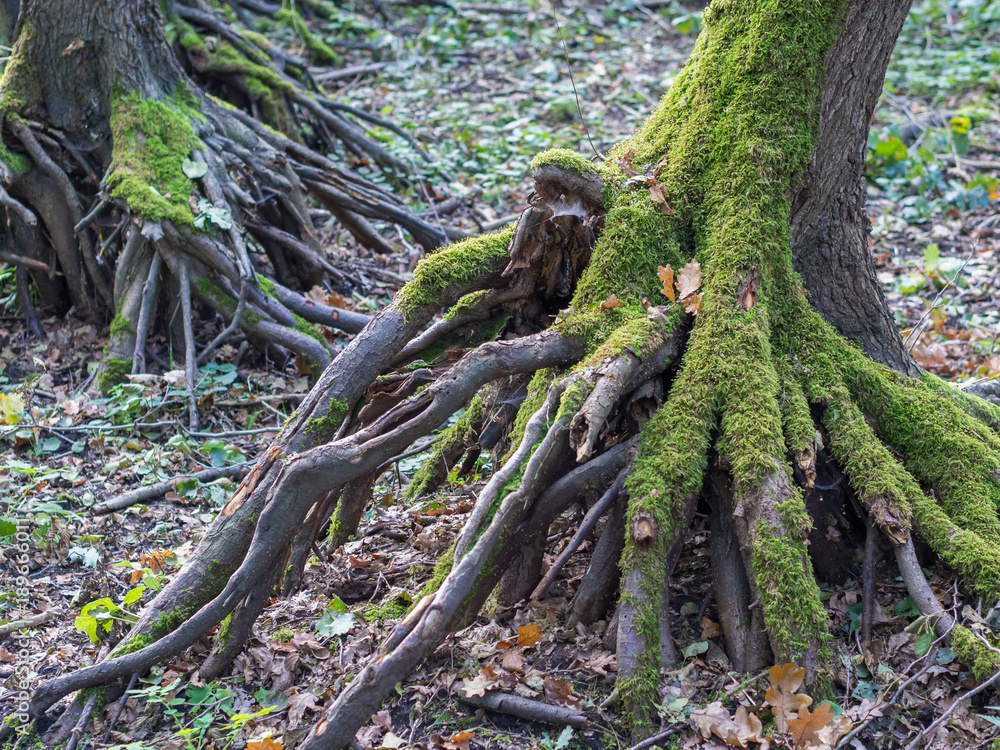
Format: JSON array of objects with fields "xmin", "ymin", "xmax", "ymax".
[
  {"xmin": 193, "ymin": 199, "xmax": 233, "ymax": 230},
  {"xmin": 657, "ymin": 265, "xmax": 675, "ymax": 301},
  {"xmin": 182, "ymin": 158, "xmax": 208, "ymax": 179},
  {"xmin": 315, "ymin": 605, "xmax": 354, "ymax": 637}
]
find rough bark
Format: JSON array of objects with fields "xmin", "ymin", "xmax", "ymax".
[{"xmin": 790, "ymin": 0, "xmax": 919, "ymax": 376}]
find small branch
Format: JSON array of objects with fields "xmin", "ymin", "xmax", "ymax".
[
  {"xmin": 313, "ymin": 62, "xmax": 390, "ymax": 82},
  {"xmin": 532, "ymin": 469, "xmax": 627, "ymax": 600},
  {"xmin": 102, "ymin": 671, "xmax": 138, "ymax": 743},
  {"xmin": 457, "ymin": 689, "xmax": 589, "ymax": 727},
  {"xmin": 132, "ymin": 250, "xmax": 162, "ymax": 374},
  {"xmin": 861, "ymin": 516, "xmax": 878, "ymax": 643},
  {"xmin": 74, "ymin": 197, "xmax": 108, "ymax": 233},
  {"xmin": 197, "ymin": 279, "xmax": 249, "ymax": 366},
  {"xmin": 0, "ymin": 610, "xmax": 54, "ymax": 635},
  {"xmin": 627, "ymin": 726, "xmax": 683, "ymax": 750},
  {"xmin": 64, "ymin": 692, "xmax": 97, "ymax": 750},
  {"xmin": 178, "ymin": 261, "xmax": 200, "ymax": 432},
  {"xmin": 92, "ymin": 464, "xmax": 250, "ymax": 515}
]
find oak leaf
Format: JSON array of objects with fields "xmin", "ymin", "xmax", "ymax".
[
  {"xmin": 599, "ymin": 294, "xmax": 622, "ymax": 310},
  {"xmin": 700, "ymin": 617, "xmax": 723, "ymax": 639},
  {"xmin": 786, "ymin": 702, "xmax": 852, "ymax": 749},
  {"xmin": 247, "ymin": 739, "xmax": 282, "ymax": 750},
  {"xmin": 517, "ymin": 622, "xmax": 543, "ymax": 647},
  {"xmin": 690, "ymin": 701, "xmax": 768, "ymax": 749},
  {"xmin": 682, "ymin": 292, "xmax": 703, "ymax": 315},
  {"xmin": 501, "ymin": 647, "xmax": 526, "ymax": 673},
  {"xmin": 648, "ymin": 183, "xmax": 674, "ymax": 214},
  {"xmin": 657, "ymin": 265, "xmax": 675, "ymax": 301},
  {"xmin": 764, "ymin": 663, "xmax": 812, "ymax": 734},
  {"xmin": 676, "ymin": 258, "xmax": 702, "ymax": 300}
]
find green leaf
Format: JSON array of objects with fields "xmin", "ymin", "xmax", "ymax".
[
  {"xmin": 41, "ymin": 437, "xmax": 61, "ymax": 453},
  {"xmin": 0, "ymin": 517, "xmax": 16, "ymax": 537},
  {"xmin": 914, "ymin": 630, "xmax": 935, "ymax": 656},
  {"xmin": 74, "ymin": 613, "xmax": 100, "ymax": 643},
  {"xmin": 315, "ymin": 608, "xmax": 354, "ymax": 638},
  {"xmin": 182, "ymin": 158, "xmax": 208, "ymax": 179},
  {"xmin": 122, "ymin": 585, "xmax": 146, "ymax": 607},
  {"xmin": 923, "ymin": 242, "xmax": 940, "ymax": 271},
  {"xmin": 553, "ymin": 725, "xmax": 574, "ymax": 750},
  {"xmin": 683, "ymin": 641, "xmax": 708, "ymax": 658}
]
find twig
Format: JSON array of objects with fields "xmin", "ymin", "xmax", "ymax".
[
  {"xmin": 0, "ymin": 610, "xmax": 54, "ymax": 635},
  {"xmin": 197, "ymin": 279, "xmax": 250, "ymax": 366},
  {"xmin": 549, "ymin": 1, "xmax": 601, "ymax": 160},
  {"xmin": 178, "ymin": 261, "xmax": 200, "ymax": 432},
  {"xmin": 103, "ymin": 671, "xmax": 138, "ymax": 743},
  {"xmin": 132, "ymin": 250, "xmax": 162, "ymax": 374},
  {"xmin": 457, "ymin": 689, "xmax": 589, "ymax": 727},
  {"xmin": 64, "ymin": 692, "xmax": 97, "ymax": 750},
  {"xmin": 903, "ymin": 240, "xmax": 978, "ymax": 351},
  {"xmin": 312, "ymin": 61, "xmax": 390, "ymax": 82},
  {"xmin": 627, "ymin": 726, "xmax": 683, "ymax": 750},
  {"xmin": 92, "ymin": 464, "xmax": 250, "ymax": 515}
]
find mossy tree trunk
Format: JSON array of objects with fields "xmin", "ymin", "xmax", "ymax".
[
  {"xmin": 19, "ymin": 0, "xmax": 1000, "ymax": 747},
  {"xmin": 0, "ymin": 0, "xmax": 443, "ymax": 398}
]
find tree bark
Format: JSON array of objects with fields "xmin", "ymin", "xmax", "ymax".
[{"xmin": 791, "ymin": 0, "xmax": 919, "ymax": 376}]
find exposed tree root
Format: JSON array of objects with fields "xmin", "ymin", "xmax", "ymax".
[{"xmin": 1, "ymin": 0, "xmax": 448, "ymax": 398}]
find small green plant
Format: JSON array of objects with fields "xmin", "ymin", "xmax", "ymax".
[{"xmin": 74, "ymin": 585, "xmax": 147, "ymax": 643}]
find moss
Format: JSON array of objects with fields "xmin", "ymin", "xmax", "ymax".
[
  {"xmin": 0, "ymin": 19, "xmax": 39, "ymax": 116},
  {"xmin": 445, "ymin": 290, "xmax": 491, "ymax": 321},
  {"xmin": 922, "ymin": 372, "xmax": 1000, "ymax": 434},
  {"xmin": 419, "ymin": 552, "xmax": 453, "ymax": 600},
  {"xmin": 109, "ymin": 313, "xmax": 135, "ymax": 338},
  {"xmin": 0, "ymin": 141, "xmax": 29, "ymax": 174},
  {"xmin": 396, "ymin": 227, "xmax": 514, "ymax": 318},
  {"xmin": 405, "ymin": 394, "xmax": 485, "ymax": 500},
  {"xmin": 97, "ymin": 358, "xmax": 132, "ymax": 394},
  {"xmin": 305, "ymin": 398, "xmax": 348, "ymax": 443},
  {"xmin": 530, "ymin": 148, "xmax": 600, "ymax": 177},
  {"xmin": 273, "ymin": 626, "xmax": 295, "ymax": 642},
  {"xmin": 950, "ymin": 624, "xmax": 1000, "ymax": 682},
  {"xmin": 216, "ymin": 612, "xmax": 234, "ymax": 644},
  {"xmin": 363, "ymin": 593, "xmax": 410, "ymax": 623},
  {"xmin": 107, "ymin": 90, "xmax": 203, "ymax": 226},
  {"xmin": 293, "ymin": 312, "xmax": 327, "ymax": 347},
  {"xmin": 79, "ymin": 686, "xmax": 109, "ymax": 705},
  {"xmin": 275, "ymin": 8, "xmax": 338, "ymax": 63}
]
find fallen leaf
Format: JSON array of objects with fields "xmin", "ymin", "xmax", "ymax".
[
  {"xmin": 690, "ymin": 701, "xmax": 767, "ymax": 749},
  {"xmin": 682, "ymin": 292, "xmax": 702, "ymax": 315},
  {"xmin": 657, "ymin": 265, "xmax": 676, "ymax": 301},
  {"xmin": 247, "ymin": 739, "xmax": 282, "ymax": 750},
  {"xmin": 764, "ymin": 663, "xmax": 812, "ymax": 733},
  {"xmin": 599, "ymin": 294, "xmax": 622, "ymax": 310},
  {"xmin": 461, "ymin": 673, "xmax": 491, "ymax": 698},
  {"xmin": 701, "ymin": 617, "xmax": 723, "ymax": 639},
  {"xmin": 501, "ymin": 647, "xmax": 526, "ymax": 673},
  {"xmin": 543, "ymin": 676, "xmax": 576, "ymax": 706},
  {"xmin": 381, "ymin": 732, "xmax": 406, "ymax": 749},
  {"xmin": 786, "ymin": 702, "xmax": 852, "ymax": 749},
  {"xmin": 676, "ymin": 259, "xmax": 702, "ymax": 300},
  {"xmin": 517, "ymin": 622, "xmax": 543, "ymax": 648},
  {"xmin": 648, "ymin": 183, "xmax": 675, "ymax": 214},
  {"xmin": 444, "ymin": 730, "xmax": 474, "ymax": 750}
]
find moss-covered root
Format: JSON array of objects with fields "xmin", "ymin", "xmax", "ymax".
[
  {"xmin": 404, "ymin": 393, "xmax": 486, "ymax": 501},
  {"xmin": 617, "ymin": 347, "xmax": 716, "ymax": 734}
]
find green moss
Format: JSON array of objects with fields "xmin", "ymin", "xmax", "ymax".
[
  {"xmin": 445, "ymin": 290, "xmax": 491, "ymax": 321},
  {"xmin": 922, "ymin": 372, "xmax": 1000, "ymax": 434},
  {"xmin": 97, "ymin": 358, "xmax": 132, "ymax": 394},
  {"xmin": 363, "ymin": 594, "xmax": 410, "ymax": 623},
  {"xmin": 275, "ymin": 8, "xmax": 338, "ymax": 63},
  {"xmin": 0, "ymin": 19, "xmax": 39, "ymax": 116},
  {"xmin": 396, "ymin": 227, "xmax": 514, "ymax": 318},
  {"xmin": 419, "ymin": 552, "xmax": 453, "ymax": 600},
  {"xmin": 305, "ymin": 398, "xmax": 348, "ymax": 442},
  {"xmin": 0, "ymin": 141, "xmax": 29, "ymax": 174},
  {"xmin": 405, "ymin": 394, "xmax": 485, "ymax": 500},
  {"xmin": 293, "ymin": 312, "xmax": 327, "ymax": 346},
  {"xmin": 530, "ymin": 148, "xmax": 600, "ymax": 177},
  {"xmin": 108, "ymin": 90, "xmax": 203, "ymax": 226},
  {"xmin": 109, "ymin": 314, "xmax": 135, "ymax": 338},
  {"xmin": 216, "ymin": 612, "xmax": 234, "ymax": 644},
  {"xmin": 273, "ymin": 626, "xmax": 295, "ymax": 642},
  {"xmin": 950, "ymin": 624, "xmax": 1000, "ymax": 682}
]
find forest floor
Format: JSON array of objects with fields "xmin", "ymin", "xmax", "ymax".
[{"xmin": 1, "ymin": 1, "xmax": 1000, "ymax": 749}]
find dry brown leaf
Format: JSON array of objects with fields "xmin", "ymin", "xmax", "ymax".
[
  {"xmin": 682, "ymin": 292, "xmax": 703, "ymax": 315},
  {"xmin": 648, "ymin": 183, "xmax": 675, "ymax": 214},
  {"xmin": 677, "ymin": 259, "xmax": 703, "ymax": 300},
  {"xmin": 543, "ymin": 676, "xmax": 576, "ymax": 706},
  {"xmin": 247, "ymin": 739, "xmax": 282, "ymax": 750},
  {"xmin": 444, "ymin": 731, "xmax": 474, "ymax": 750},
  {"xmin": 599, "ymin": 294, "xmax": 622, "ymax": 310},
  {"xmin": 690, "ymin": 701, "xmax": 768, "ymax": 749},
  {"xmin": 764, "ymin": 663, "xmax": 812, "ymax": 733},
  {"xmin": 517, "ymin": 622, "xmax": 543, "ymax": 647},
  {"xmin": 657, "ymin": 265, "xmax": 676, "ymax": 301},
  {"xmin": 501, "ymin": 647, "xmax": 526, "ymax": 673},
  {"xmin": 614, "ymin": 151, "xmax": 639, "ymax": 176},
  {"xmin": 700, "ymin": 617, "xmax": 723, "ymax": 639},
  {"xmin": 461, "ymin": 672, "xmax": 492, "ymax": 698},
  {"xmin": 786, "ymin": 702, "xmax": 852, "ymax": 749}
]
